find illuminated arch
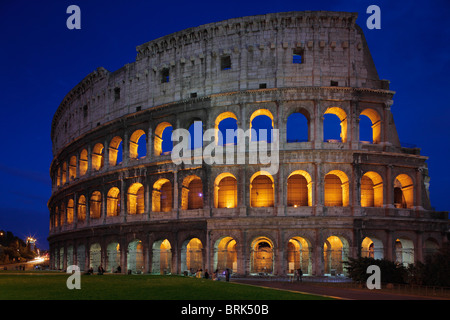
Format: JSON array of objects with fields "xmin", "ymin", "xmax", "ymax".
[
  {"xmin": 181, "ymin": 238, "xmax": 203, "ymax": 273},
  {"xmin": 69, "ymin": 156, "xmax": 77, "ymax": 181},
  {"xmin": 287, "ymin": 170, "xmax": 313, "ymax": 207},
  {"xmin": 324, "ymin": 107, "xmax": 347, "ymax": 143},
  {"xmin": 250, "ymin": 171, "xmax": 274, "ymax": 207},
  {"xmin": 89, "ymin": 191, "xmax": 102, "ymax": 219},
  {"xmin": 395, "ymin": 238, "xmax": 414, "ymax": 266},
  {"xmin": 154, "ymin": 122, "xmax": 172, "ymax": 156},
  {"xmin": 214, "ymin": 173, "xmax": 237, "ymax": 208},
  {"xmin": 67, "ymin": 199, "xmax": 74, "ymax": 224},
  {"xmin": 92, "ymin": 143, "xmax": 104, "ymax": 171},
  {"xmin": 214, "ymin": 236, "xmax": 237, "ymax": 273},
  {"xmin": 152, "ymin": 239, "xmax": 172, "ymax": 274},
  {"xmin": 77, "ymin": 195, "xmax": 86, "ymax": 221},
  {"xmin": 128, "ymin": 183, "xmax": 145, "ymax": 214},
  {"xmin": 129, "ymin": 130, "xmax": 146, "ymax": 160},
  {"xmin": 287, "ymin": 236, "xmax": 312, "ymax": 275},
  {"xmin": 61, "ymin": 162, "xmax": 67, "ymax": 185},
  {"xmin": 250, "ymin": 237, "xmax": 274, "ymax": 274},
  {"xmin": 152, "ymin": 179, "xmax": 173, "ymax": 212},
  {"xmin": 324, "ymin": 170, "xmax": 349, "ymax": 207},
  {"xmin": 106, "ymin": 242, "xmax": 120, "ymax": 273},
  {"xmin": 127, "ymin": 240, "xmax": 144, "ymax": 274},
  {"xmin": 249, "ymin": 109, "xmax": 274, "ymax": 142},
  {"xmin": 360, "ymin": 108, "xmax": 381, "ymax": 144},
  {"xmin": 79, "ymin": 149, "xmax": 88, "ymax": 176},
  {"xmin": 394, "ymin": 174, "xmax": 414, "ymax": 208},
  {"xmin": 361, "ymin": 171, "xmax": 383, "ymax": 207},
  {"xmin": 106, "ymin": 187, "xmax": 120, "ymax": 217},
  {"xmin": 323, "ymin": 236, "xmax": 349, "ymax": 275},
  {"xmin": 361, "ymin": 236, "xmax": 384, "ymax": 259},
  {"xmin": 215, "ymin": 112, "xmax": 238, "ymax": 145},
  {"xmin": 109, "ymin": 136, "xmax": 123, "ymax": 166},
  {"xmin": 181, "ymin": 175, "xmax": 203, "ymax": 210}
]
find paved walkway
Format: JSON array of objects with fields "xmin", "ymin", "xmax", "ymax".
[{"xmin": 233, "ymin": 278, "xmax": 447, "ymax": 300}]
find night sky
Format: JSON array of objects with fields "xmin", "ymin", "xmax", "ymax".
[{"xmin": 0, "ymin": 0, "xmax": 449, "ymax": 250}]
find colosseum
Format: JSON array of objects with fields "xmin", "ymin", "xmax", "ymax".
[{"xmin": 48, "ymin": 11, "xmax": 449, "ymax": 277}]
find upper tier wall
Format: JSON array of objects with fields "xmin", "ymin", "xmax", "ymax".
[{"xmin": 51, "ymin": 11, "xmax": 384, "ymax": 155}]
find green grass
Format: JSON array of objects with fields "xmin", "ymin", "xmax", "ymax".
[{"xmin": 0, "ymin": 273, "xmax": 333, "ymax": 300}]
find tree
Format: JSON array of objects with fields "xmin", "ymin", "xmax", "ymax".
[{"xmin": 345, "ymin": 257, "xmax": 407, "ymax": 284}]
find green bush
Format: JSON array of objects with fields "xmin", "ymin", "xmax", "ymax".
[{"xmin": 344, "ymin": 257, "xmax": 407, "ymax": 284}]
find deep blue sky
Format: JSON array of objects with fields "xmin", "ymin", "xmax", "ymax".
[{"xmin": 0, "ymin": 0, "xmax": 449, "ymax": 250}]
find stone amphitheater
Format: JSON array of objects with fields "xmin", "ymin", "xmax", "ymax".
[{"xmin": 48, "ymin": 11, "xmax": 449, "ymax": 276}]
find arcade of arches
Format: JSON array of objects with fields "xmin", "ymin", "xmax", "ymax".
[{"xmin": 52, "ymin": 234, "xmax": 441, "ymax": 276}]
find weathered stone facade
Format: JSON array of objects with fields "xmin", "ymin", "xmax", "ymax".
[{"xmin": 48, "ymin": 11, "xmax": 449, "ymax": 276}]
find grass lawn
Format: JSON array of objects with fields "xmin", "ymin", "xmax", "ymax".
[{"xmin": 0, "ymin": 272, "xmax": 333, "ymax": 300}]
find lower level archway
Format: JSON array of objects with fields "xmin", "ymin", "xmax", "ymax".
[
  {"xmin": 323, "ymin": 236, "xmax": 349, "ymax": 276},
  {"xmin": 250, "ymin": 237, "xmax": 274, "ymax": 275},
  {"xmin": 214, "ymin": 237, "xmax": 237, "ymax": 273},
  {"xmin": 127, "ymin": 240, "xmax": 144, "ymax": 274},
  {"xmin": 152, "ymin": 239, "xmax": 172, "ymax": 274},
  {"xmin": 181, "ymin": 238, "xmax": 203, "ymax": 274},
  {"xmin": 287, "ymin": 237, "xmax": 311, "ymax": 275}
]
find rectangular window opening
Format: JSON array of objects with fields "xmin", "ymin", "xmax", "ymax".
[
  {"xmin": 221, "ymin": 56, "xmax": 231, "ymax": 70},
  {"xmin": 293, "ymin": 49, "xmax": 304, "ymax": 64},
  {"xmin": 330, "ymin": 81, "xmax": 339, "ymax": 87},
  {"xmin": 161, "ymin": 68, "xmax": 170, "ymax": 83},
  {"xmin": 259, "ymin": 83, "xmax": 267, "ymax": 89},
  {"xmin": 114, "ymin": 87, "xmax": 120, "ymax": 101}
]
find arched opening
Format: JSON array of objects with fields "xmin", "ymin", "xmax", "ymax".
[
  {"xmin": 79, "ymin": 149, "xmax": 88, "ymax": 176},
  {"xmin": 188, "ymin": 120, "xmax": 203, "ymax": 150},
  {"xmin": 181, "ymin": 238, "xmax": 203, "ymax": 274},
  {"xmin": 250, "ymin": 171, "xmax": 274, "ymax": 207},
  {"xmin": 361, "ymin": 237, "xmax": 384, "ymax": 259},
  {"xmin": 324, "ymin": 170, "xmax": 349, "ymax": 207},
  {"xmin": 152, "ymin": 179, "xmax": 173, "ymax": 212},
  {"xmin": 109, "ymin": 136, "xmax": 123, "ymax": 166},
  {"xmin": 56, "ymin": 167, "xmax": 61, "ymax": 187},
  {"xmin": 152, "ymin": 239, "xmax": 172, "ymax": 274},
  {"xmin": 154, "ymin": 122, "xmax": 173, "ymax": 156},
  {"xmin": 287, "ymin": 237, "xmax": 311, "ymax": 275},
  {"xmin": 89, "ymin": 243, "xmax": 102, "ymax": 270},
  {"xmin": 214, "ymin": 237, "xmax": 237, "ymax": 274},
  {"xmin": 287, "ymin": 170, "xmax": 312, "ymax": 207},
  {"xmin": 250, "ymin": 237, "xmax": 274, "ymax": 274},
  {"xmin": 61, "ymin": 162, "xmax": 67, "ymax": 185},
  {"xmin": 106, "ymin": 187, "xmax": 120, "ymax": 217},
  {"xmin": 286, "ymin": 111, "xmax": 309, "ymax": 143},
  {"xmin": 395, "ymin": 238, "xmax": 414, "ymax": 266},
  {"xmin": 181, "ymin": 175, "xmax": 203, "ymax": 210},
  {"xmin": 250, "ymin": 109, "xmax": 274, "ymax": 143},
  {"xmin": 67, "ymin": 199, "xmax": 74, "ymax": 224},
  {"xmin": 323, "ymin": 236, "xmax": 349, "ymax": 276},
  {"xmin": 128, "ymin": 183, "xmax": 145, "ymax": 214},
  {"xmin": 394, "ymin": 174, "xmax": 414, "ymax": 208},
  {"xmin": 215, "ymin": 112, "xmax": 238, "ymax": 146},
  {"xmin": 77, "ymin": 195, "xmax": 86, "ymax": 222},
  {"xmin": 106, "ymin": 242, "xmax": 120, "ymax": 273},
  {"xmin": 361, "ymin": 171, "xmax": 383, "ymax": 207},
  {"xmin": 324, "ymin": 107, "xmax": 347, "ymax": 143},
  {"xmin": 127, "ymin": 240, "xmax": 144, "ymax": 274},
  {"xmin": 360, "ymin": 108, "xmax": 381, "ymax": 144},
  {"xmin": 214, "ymin": 173, "xmax": 237, "ymax": 208},
  {"xmin": 130, "ymin": 130, "xmax": 147, "ymax": 160},
  {"xmin": 92, "ymin": 143, "xmax": 104, "ymax": 171},
  {"xmin": 89, "ymin": 191, "xmax": 102, "ymax": 219},
  {"xmin": 69, "ymin": 156, "xmax": 77, "ymax": 181}
]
